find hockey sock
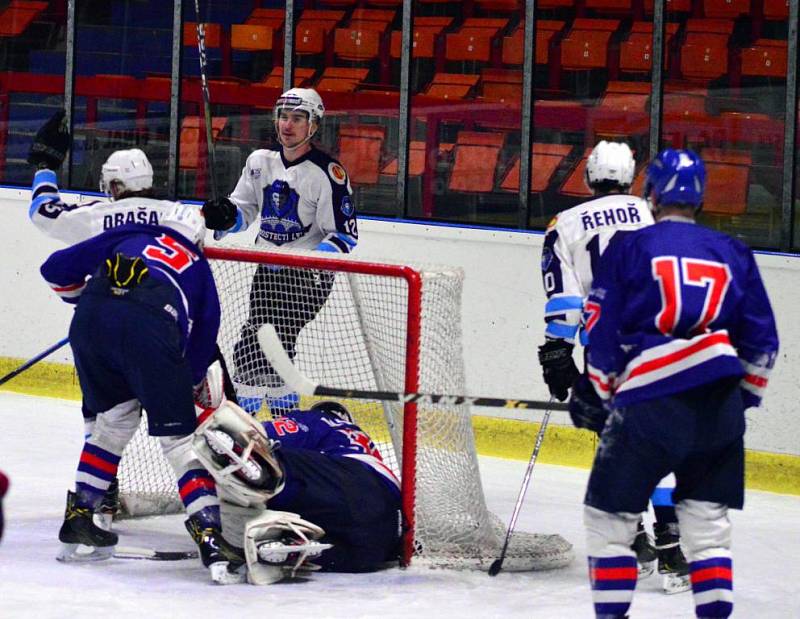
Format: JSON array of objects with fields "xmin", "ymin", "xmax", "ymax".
[
  {"xmin": 588, "ymin": 555, "xmax": 637, "ymax": 617},
  {"xmin": 75, "ymin": 442, "xmax": 122, "ymax": 509},
  {"xmin": 689, "ymin": 557, "xmax": 733, "ymax": 617},
  {"xmin": 176, "ymin": 468, "xmax": 219, "ymax": 517}
]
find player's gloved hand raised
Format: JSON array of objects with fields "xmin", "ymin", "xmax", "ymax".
[
  {"xmin": 568, "ymin": 373, "xmax": 609, "ymax": 434},
  {"xmin": 202, "ymin": 197, "xmax": 238, "ymax": 231},
  {"xmin": 538, "ymin": 339, "xmax": 580, "ymax": 401},
  {"xmin": 28, "ymin": 109, "xmax": 71, "ymax": 170}
]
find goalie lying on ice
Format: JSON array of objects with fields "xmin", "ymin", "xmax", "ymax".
[{"xmin": 193, "ymin": 399, "xmax": 402, "ymax": 584}]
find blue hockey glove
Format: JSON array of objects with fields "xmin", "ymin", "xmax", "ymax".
[
  {"xmin": 568, "ymin": 374, "xmax": 609, "ymax": 434},
  {"xmin": 538, "ymin": 339, "xmax": 580, "ymax": 402}
]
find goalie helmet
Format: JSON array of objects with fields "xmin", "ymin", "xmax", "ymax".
[
  {"xmin": 161, "ymin": 203, "xmax": 207, "ymax": 247},
  {"xmin": 585, "ymin": 140, "xmax": 636, "ymax": 192},
  {"xmin": 644, "ymin": 148, "xmax": 706, "ymax": 211},
  {"xmin": 309, "ymin": 400, "xmax": 354, "ymax": 424},
  {"xmin": 99, "ymin": 148, "xmax": 153, "ymax": 199}
]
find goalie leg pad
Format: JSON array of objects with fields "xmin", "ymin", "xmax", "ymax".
[
  {"xmin": 193, "ymin": 360, "xmax": 226, "ymax": 411},
  {"xmin": 243, "ymin": 510, "xmax": 332, "ymax": 585},
  {"xmin": 193, "ymin": 401, "xmax": 285, "ymax": 508}
]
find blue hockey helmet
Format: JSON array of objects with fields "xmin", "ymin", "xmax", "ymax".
[{"xmin": 644, "ymin": 148, "xmax": 706, "ymax": 210}]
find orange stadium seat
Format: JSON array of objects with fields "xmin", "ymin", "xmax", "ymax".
[
  {"xmin": 559, "ymin": 148, "xmax": 594, "ymax": 197},
  {"xmin": 481, "ymin": 68, "xmax": 523, "ymax": 103},
  {"xmin": 461, "ymin": 18, "xmax": 510, "ymax": 35},
  {"xmin": 338, "ymin": 125, "xmax": 386, "ymax": 185},
  {"xmin": 333, "ymin": 26, "xmax": 387, "ymax": 62},
  {"xmin": 295, "ymin": 11, "xmax": 346, "ymax": 56},
  {"xmin": 702, "ymin": 149, "xmax": 751, "ymax": 215},
  {"xmin": 180, "ymin": 116, "xmax": 227, "ymax": 170},
  {"xmin": 246, "ymin": 8, "xmax": 284, "ymax": 26},
  {"xmin": 619, "ymin": 22, "xmax": 679, "ymax": 75},
  {"xmin": 448, "ymin": 132, "xmax": 505, "ymax": 193},
  {"xmin": 381, "ymin": 141, "xmax": 428, "ymax": 177},
  {"xmin": 560, "ymin": 19, "xmax": 620, "ymax": 72},
  {"xmin": 260, "ymin": 67, "xmax": 316, "ymax": 88},
  {"xmin": 350, "ymin": 8, "xmax": 396, "ymax": 24},
  {"xmin": 643, "ymin": 0, "xmax": 692, "ymax": 14},
  {"xmin": 423, "ymin": 72, "xmax": 480, "ymax": 98},
  {"xmin": 500, "ymin": 143, "xmax": 572, "ymax": 193},
  {"xmin": 445, "ymin": 31, "xmax": 493, "ymax": 63},
  {"xmin": 679, "ymin": 20, "xmax": 734, "ymax": 82},
  {"xmin": 183, "ymin": 22, "xmax": 221, "ymax": 48},
  {"xmin": 740, "ymin": 39, "xmax": 788, "ymax": 79},
  {"xmin": 231, "ymin": 24, "xmax": 278, "ymax": 52},
  {"xmin": 390, "ymin": 27, "xmax": 440, "ymax": 59}
]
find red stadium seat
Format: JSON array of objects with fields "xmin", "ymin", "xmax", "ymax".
[
  {"xmin": 183, "ymin": 22, "xmax": 221, "ymax": 48},
  {"xmin": 500, "ymin": 143, "xmax": 572, "ymax": 193},
  {"xmin": 260, "ymin": 67, "xmax": 316, "ymax": 88},
  {"xmin": 481, "ymin": 69, "xmax": 523, "ymax": 103},
  {"xmin": 762, "ymin": 0, "xmax": 789, "ymax": 20},
  {"xmin": 381, "ymin": 141, "xmax": 428, "ymax": 177},
  {"xmin": 448, "ymin": 142, "xmax": 503, "ymax": 193},
  {"xmin": 475, "ymin": 0, "xmax": 522, "ymax": 11},
  {"xmin": 333, "ymin": 25, "xmax": 387, "ymax": 62},
  {"xmin": 231, "ymin": 24, "xmax": 278, "ymax": 52},
  {"xmin": 702, "ymin": 149, "xmax": 751, "ymax": 215},
  {"xmin": 703, "ymin": 0, "xmax": 750, "ymax": 19},
  {"xmin": 246, "ymin": 8, "xmax": 284, "ymax": 26},
  {"xmin": 0, "ymin": 0, "xmax": 47, "ymax": 37},
  {"xmin": 643, "ymin": 0, "xmax": 692, "ymax": 14},
  {"xmin": 559, "ymin": 148, "xmax": 594, "ymax": 197},
  {"xmin": 740, "ymin": 39, "xmax": 788, "ymax": 79},
  {"xmin": 180, "ymin": 116, "xmax": 227, "ymax": 170},
  {"xmin": 679, "ymin": 22, "xmax": 733, "ymax": 82},
  {"xmin": 350, "ymin": 8, "xmax": 396, "ymax": 24},
  {"xmin": 585, "ymin": 0, "xmax": 632, "ymax": 13}
]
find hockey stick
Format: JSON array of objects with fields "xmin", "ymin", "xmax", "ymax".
[
  {"xmin": 257, "ymin": 324, "xmax": 568, "ymax": 412},
  {"xmin": 0, "ymin": 337, "xmax": 70, "ymax": 388},
  {"xmin": 114, "ymin": 546, "xmax": 199, "ymax": 561},
  {"xmin": 193, "ymin": 0, "xmax": 219, "ymax": 202},
  {"xmin": 488, "ymin": 398, "xmax": 555, "ymax": 576}
]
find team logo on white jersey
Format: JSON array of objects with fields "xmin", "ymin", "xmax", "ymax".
[
  {"xmin": 249, "ymin": 167, "xmax": 262, "ymax": 180},
  {"xmin": 259, "ymin": 180, "xmax": 311, "ymax": 245},
  {"xmin": 328, "ymin": 162, "xmax": 347, "ymax": 185}
]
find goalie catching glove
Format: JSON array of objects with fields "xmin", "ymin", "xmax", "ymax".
[
  {"xmin": 538, "ymin": 338, "xmax": 580, "ymax": 402},
  {"xmin": 193, "ymin": 400, "xmax": 285, "ymax": 508},
  {"xmin": 28, "ymin": 109, "xmax": 71, "ymax": 170}
]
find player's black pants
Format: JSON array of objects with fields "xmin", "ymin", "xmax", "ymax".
[
  {"xmin": 69, "ymin": 277, "xmax": 197, "ymax": 436},
  {"xmin": 232, "ymin": 265, "xmax": 333, "ymax": 385},
  {"xmin": 269, "ymin": 448, "xmax": 402, "ymax": 573}
]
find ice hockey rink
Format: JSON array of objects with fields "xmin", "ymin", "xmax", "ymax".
[{"xmin": 1, "ymin": 391, "xmax": 798, "ymax": 619}]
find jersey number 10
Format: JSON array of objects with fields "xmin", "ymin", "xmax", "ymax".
[{"xmin": 652, "ymin": 257, "xmax": 732, "ymax": 336}]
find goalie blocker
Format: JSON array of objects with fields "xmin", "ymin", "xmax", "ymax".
[{"xmin": 194, "ymin": 399, "xmax": 402, "ymax": 583}]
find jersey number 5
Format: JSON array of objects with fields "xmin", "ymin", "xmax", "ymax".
[
  {"xmin": 652, "ymin": 257, "xmax": 732, "ymax": 336},
  {"xmin": 143, "ymin": 234, "xmax": 199, "ymax": 274}
]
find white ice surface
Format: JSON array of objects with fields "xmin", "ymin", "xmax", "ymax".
[{"xmin": 1, "ymin": 391, "xmax": 798, "ymax": 619}]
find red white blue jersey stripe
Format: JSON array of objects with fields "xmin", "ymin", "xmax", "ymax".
[{"xmin": 585, "ymin": 218, "xmax": 778, "ymax": 408}]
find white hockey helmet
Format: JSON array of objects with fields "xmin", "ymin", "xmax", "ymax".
[
  {"xmin": 161, "ymin": 202, "xmax": 207, "ymax": 247},
  {"xmin": 584, "ymin": 140, "xmax": 636, "ymax": 192},
  {"xmin": 99, "ymin": 148, "xmax": 154, "ymax": 199},
  {"xmin": 274, "ymin": 88, "xmax": 325, "ymax": 124}
]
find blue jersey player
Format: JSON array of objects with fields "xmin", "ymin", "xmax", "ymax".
[
  {"xmin": 40, "ymin": 205, "xmax": 243, "ymax": 582},
  {"xmin": 569, "ymin": 149, "xmax": 779, "ymax": 618},
  {"xmin": 193, "ymin": 399, "xmax": 401, "ymax": 583}
]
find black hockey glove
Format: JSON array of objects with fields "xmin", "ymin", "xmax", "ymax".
[
  {"xmin": 202, "ymin": 197, "xmax": 238, "ymax": 231},
  {"xmin": 105, "ymin": 253, "xmax": 149, "ymax": 291},
  {"xmin": 568, "ymin": 373, "xmax": 609, "ymax": 435},
  {"xmin": 28, "ymin": 109, "xmax": 71, "ymax": 170},
  {"xmin": 538, "ymin": 338, "xmax": 580, "ymax": 402}
]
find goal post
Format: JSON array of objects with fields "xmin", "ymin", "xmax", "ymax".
[{"xmin": 116, "ymin": 245, "xmax": 573, "ymax": 570}]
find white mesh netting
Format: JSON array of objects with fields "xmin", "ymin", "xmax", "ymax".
[{"xmin": 117, "ymin": 248, "xmax": 572, "ymax": 570}]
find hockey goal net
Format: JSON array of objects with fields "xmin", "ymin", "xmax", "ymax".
[{"xmin": 117, "ymin": 246, "xmax": 572, "ymax": 571}]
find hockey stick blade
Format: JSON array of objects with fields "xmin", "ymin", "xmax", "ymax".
[
  {"xmin": 257, "ymin": 324, "xmax": 568, "ymax": 412},
  {"xmin": 113, "ymin": 546, "xmax": 199, "ymax": 561}
]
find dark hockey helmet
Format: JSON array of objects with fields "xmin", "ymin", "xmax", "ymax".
[
  {"xmin": 309, "ymin": 400, "xmax": 354, "ymax": 424},
  {"xmin": 644, "ymin": 148, "xmax": 706, "ymax": 211}
]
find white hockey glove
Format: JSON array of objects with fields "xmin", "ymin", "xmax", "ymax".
[
  {"xmin": 193, "ymin": 401, "xmax": 285, "ymax": 508},
  {"xmin": 243, "ymin": 510, "xmax": 331, "ymax": 585}
]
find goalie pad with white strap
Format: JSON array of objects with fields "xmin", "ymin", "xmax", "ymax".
[
  {"xmin": 193, "ymin": 401, "xmax": 285, "ymax": 508},
  {"xmin": 243, "ymin": 510, "xmax": 332, "ymax": 585},
  {"xmin": 193, "ymin": 360, "xmax": 226, "ymax": 417}
]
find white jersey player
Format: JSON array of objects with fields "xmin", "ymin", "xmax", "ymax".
[
  {"xmin": 538, "ymin": 141, "xmax": 687, "ymax": 590},
  {"xmin": 30, "ymin": 148, "xmax": 174, "ymax": 244},
  {"xmin": 203, "ymin": 88, "xmax": 358, "ymax": 417}
]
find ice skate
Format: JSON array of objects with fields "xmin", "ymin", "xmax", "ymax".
[
  {"xmin": 655, "ymin": 523, "xmax": 690, "ymax": 594},
  {"xmin": 57, "ymin": 490, "xmax": 118, "ymax": 562},
  {"xmin": 631, "ymin": 520, "xmax": 657, "ymax": 578},
  {"xmin": 185, "ymin": 512, "xmax": 246, "ymax": 585},
  {"xmin": 94, "ymin": 477, "xmax": 120, "ymax": 531}
]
